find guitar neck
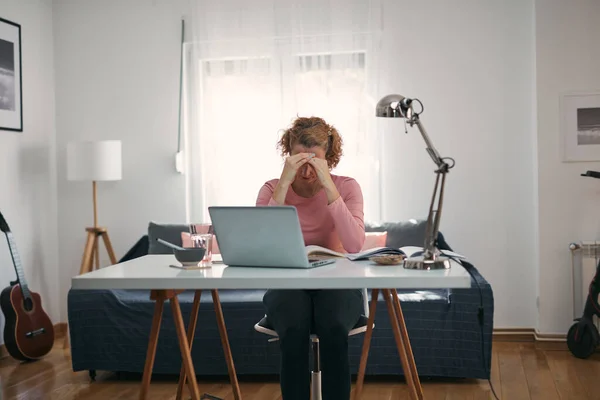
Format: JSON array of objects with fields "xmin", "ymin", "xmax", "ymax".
[{"xmin": 5, "ymin": 232, "xmax": 31, "ymax": 299}]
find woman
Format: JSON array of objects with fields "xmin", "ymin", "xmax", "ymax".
[{"xmin": 256, "ymin": 116, "xmax": 366, "ymax": 400}]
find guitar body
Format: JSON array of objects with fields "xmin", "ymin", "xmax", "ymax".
[
  {"xmin": 0, "ymin": 283, "xmax": 54, "ymax": 361},
  {"xmin": 0, "ymin": 211, "xmax": 55, "ymax": 362}
]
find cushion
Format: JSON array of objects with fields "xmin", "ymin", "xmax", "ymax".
[
  {"xmin": 361, "ymin": 231, "xmax": 387, "ymax": 251},
  {"xmin": 147, "ymin": 221, "xmax": 189, "ymax": 254},
  {"xmin": 365, "ymin": 219, "xmax": 426, "ymax": 248},
  {"xmin": 365, "ymin": 219, "xmax": 452, "ymax": 251}
]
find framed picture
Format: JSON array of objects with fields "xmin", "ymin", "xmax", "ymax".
[
  {"xmin": 561, "ymin": 91, "xmax": 600, "ymax": 162},
  {"xmin": 0, "ymin": 17, "xmax": 22, "ymax": 132}
]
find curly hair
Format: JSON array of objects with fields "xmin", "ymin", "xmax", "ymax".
[{"xmin": 277, "ymin": 116, "xmax": 343, "ymax": 169}]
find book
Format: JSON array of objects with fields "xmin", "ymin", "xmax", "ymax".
[{"xmin": 306, "ymin": 245, "xmax": 466, "ymax": 262}]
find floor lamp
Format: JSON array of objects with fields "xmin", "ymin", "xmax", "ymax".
[{"xmin": 67, "ymin": 140, "xmax": 122, "ymax": 275}]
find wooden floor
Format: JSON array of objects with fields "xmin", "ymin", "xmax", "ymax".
[{"xmin": 0, "ymin": 338, "xmax": 598, "ymax": 400}]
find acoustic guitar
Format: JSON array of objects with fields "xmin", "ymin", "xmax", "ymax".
[{"xmin": 0, "ymin": 211, "xmax": 54, "ymax": 361}]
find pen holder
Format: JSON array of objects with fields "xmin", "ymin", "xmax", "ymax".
[{"xmin": 189, "ymin": 233, "xmax": 213, "ymax": 266}]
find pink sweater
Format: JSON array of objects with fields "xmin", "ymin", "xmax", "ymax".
[{"xmin": 256, "ymin": 175, "xmax": 366, "ymax": 253}]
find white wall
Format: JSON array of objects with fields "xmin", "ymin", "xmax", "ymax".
[
  {"xmin": 53, "ymin": 0, "xmax": 188, "ymax": 320},
  {"xmin": 6, "ymin": 0, "xmax": 594, "ymax": 340},
  {"xmin": 535, "ymin": 0, "xmax": 600, "ymax": 334},
  {"xmin": 56, "ymin": 0, "xmax": 600, "ymax": 335},
  {"xmin": 0, "ymin": 0, "xmax": 59, "ymax": 341},
  {"xmin": 379, "ymin": 0, "xmax": 538, "ymax": 330},
  {"xmin": 50, "ymin": 0, "xmax": 541, "ymax": 330}
]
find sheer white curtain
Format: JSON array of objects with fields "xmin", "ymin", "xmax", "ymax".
[{"xmin": 183, "ymin": 0, "xmax": 383, "ymax": 223}]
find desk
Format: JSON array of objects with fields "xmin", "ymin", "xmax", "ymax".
[{"xmin": 72, "ymin": 254, "xmax": 471, "ymax": 400}]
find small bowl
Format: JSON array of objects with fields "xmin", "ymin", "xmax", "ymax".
[
  {"xmin": 173, "ymin": 248, "xmax": 206, "ymax": 266},
  {"xmin": 369, "ymin": 254, "xmax": 405, "ymax": 266}
]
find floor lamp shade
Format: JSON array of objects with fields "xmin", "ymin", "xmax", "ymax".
[{"xmin": 67, "ymin": 140, "xmax": 122, "ymax": 181}]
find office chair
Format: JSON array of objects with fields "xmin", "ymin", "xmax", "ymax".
[{"xmin": 254, "ymin": 288, "xmax": 373, "ymax": 400}]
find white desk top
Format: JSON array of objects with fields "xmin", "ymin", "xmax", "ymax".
[{"xmin": 71, "ymin": 254, "xmax": 472, "ymax": 290}]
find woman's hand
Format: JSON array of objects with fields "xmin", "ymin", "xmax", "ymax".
[
  {"xmin": 309, "ymin": 157, "xmax": 340, "ymax": 204},
  {"xmin": 271, "ymin": 152, "xmax": 314, "ymax": 204},
  {"xmin": 280, "ymin": 152, "xmax": 314, "ymax": 185},
  {"xmin": 308, "ymin": 157, "xmax": 332, "ymax": 186}
]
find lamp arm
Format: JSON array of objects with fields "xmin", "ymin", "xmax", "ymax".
[
  {"xmin": 422, "ymin": 169, "xmax": 447, "ymax": 259},
  {"xmin": 413, "ymin": 117, "xmax": 447, "ymax": 171},
  {"xmin": 409, "ymin": 115, "xmax": 452, "ymax": 261}
]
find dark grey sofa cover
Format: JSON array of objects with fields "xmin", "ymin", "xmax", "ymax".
[{"xmin": 67, "ymin": 219, "xmax": 494, "ymax": 380}]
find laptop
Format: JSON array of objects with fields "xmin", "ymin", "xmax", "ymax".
[{"xmin": 208, "ymin": 206, "xmax": 336, "ymax": 269}]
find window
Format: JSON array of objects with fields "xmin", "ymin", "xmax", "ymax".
[{"xmin": 183, "ymin": 36, "xmax": 381, "ymax": 223}]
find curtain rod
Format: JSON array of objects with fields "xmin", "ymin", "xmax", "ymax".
[{"xmin": 181, "ymin": 30, "xmax": 381, "ymax": 45}]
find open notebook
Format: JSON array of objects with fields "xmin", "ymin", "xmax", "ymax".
[{"xmin": 306, "ymin": 245, "xmax": 466, "ymax": 262}]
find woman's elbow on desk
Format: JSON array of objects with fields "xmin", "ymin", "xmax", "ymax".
[{"xmin": 343, "ymin": 232, "xmax": 366, "ymax": 254}]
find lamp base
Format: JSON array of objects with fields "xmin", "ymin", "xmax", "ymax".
[
  {"xmin": 79, "ymin": 227, "xmax": 118, "ymax": 275},
  {"xmin": 403, "ymin": 254, "xmax": 451, "ymax": 270}
]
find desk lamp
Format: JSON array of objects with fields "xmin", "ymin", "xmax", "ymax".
[{"xmin": 375, "ymin": 94, "xmax": 455, "ymax": 270}]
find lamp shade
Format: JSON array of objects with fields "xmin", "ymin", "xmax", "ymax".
[
  {"xmin": 375, "ymin": 94, "xmax": 408, "ymax": 118},
  {"xmin": 67, "ymin": 140, "xmax": 122, "ymax": 181}
]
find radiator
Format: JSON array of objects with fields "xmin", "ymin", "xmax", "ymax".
[{"xmin": 569, "ymin": 241, "xmax": 600, "ymax": 330}]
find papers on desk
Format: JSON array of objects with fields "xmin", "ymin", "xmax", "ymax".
[{"xmin": 306, "ymin": 245, "xmax": 466, "ymax": 262}]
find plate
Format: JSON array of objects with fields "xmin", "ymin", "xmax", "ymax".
[{"xmin": 369, "ymin": 254, "xmax": 405, "ymax": 266}]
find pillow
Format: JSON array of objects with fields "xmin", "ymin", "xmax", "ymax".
[
  {"xmin": 365, "ymin": 219, "xmax": 452, "ymax": 251},
  {"xmin": 361, "ymin": 231, "xmax": 387, "ymax": 251},
  {"xmin": 181, "ymin": 224, "xmax": 220, "ymax": 254},
  {"xmin": 148, "ymin": 221, "xmax": 190, "ymax": 254}
]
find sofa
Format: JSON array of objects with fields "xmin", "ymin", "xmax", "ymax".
[{"xmin": 67, "ymin": 219, "xmax": 494, "ymax": 381}]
